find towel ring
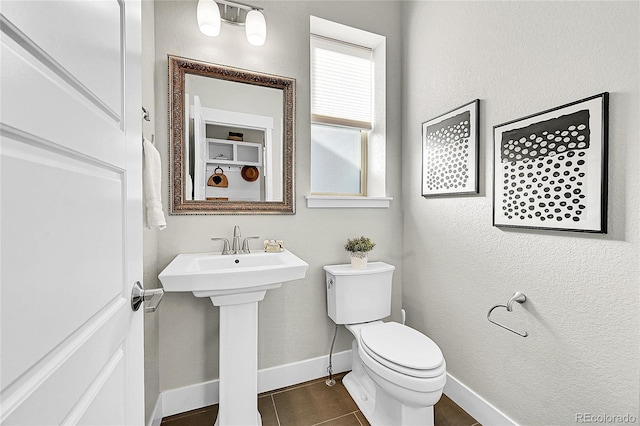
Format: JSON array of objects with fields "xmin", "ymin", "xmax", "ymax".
[{"xmin": 487, "ymin": 292, "xmax": 528, "ymax": 337}]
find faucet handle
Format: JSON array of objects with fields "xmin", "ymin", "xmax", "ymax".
[
  {"xmin": 241, "ymin": 236, "xmax": 260, "ymax": 254},
  {"xmin": 211, "ymin": 237, "xmax": 231, "ymax": 255}
]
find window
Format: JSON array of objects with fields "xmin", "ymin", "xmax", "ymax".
[
  {"xmin": 311, "ymin": 124, "xmax": 366, "ymax": 195},
  {"xmin": 307, "ymin": 16, "xmax": 392, "ymax": 208},
  {"xmin": 311, "ymin": 34, "xmax": 371, "ymax": 195}
]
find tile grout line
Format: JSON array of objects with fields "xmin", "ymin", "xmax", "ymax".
[
  {"xmin": 270, "ymin": 394, "xmax": 281, "ymax": 426},
  {"xmin": 311, "ymin": 411, "xmax": 360, "ymax": 426},
  {"xmin": 265, "ymin": 375, "xmax": 343, "ymax": 397},
  {"xmin": 354, "ymin": 411, "xmax": 365, "ymax": 426},
  {"xmin": 264, "ymin": 380, "xmax": 321, "ymax": 397}
]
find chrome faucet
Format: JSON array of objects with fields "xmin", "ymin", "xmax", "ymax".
[
  {"xmin": 211, "ymin": 237, "xmax": 231, "ymax": 255},
  {"xmin": 231, "ymin": 225, "xmax": 242, "ymax": 254},
  {"xmin": 242, "ymin": 236, "xmax": 260, "ymax": 254},
  {"xmin": 212, "ymin": 225, "xmax": 259, "ymax": 255}
]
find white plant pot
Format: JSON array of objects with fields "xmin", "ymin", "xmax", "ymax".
[{"xmin": 350, "ymin": 252, "xmax": 368, "ymax": 269}]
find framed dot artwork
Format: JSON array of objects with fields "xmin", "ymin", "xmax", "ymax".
[
  {"xmin": 421, "ymin": 99, "xmax": 480, "ymax": 197},
  {"xmin": 492, "ymin": 93, "xmax": 609, "ymax": 233}
]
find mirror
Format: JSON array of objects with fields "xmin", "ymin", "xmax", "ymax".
[{"xmin": 168, "ymin": 55, "xmax": 296, "ymax": 214}]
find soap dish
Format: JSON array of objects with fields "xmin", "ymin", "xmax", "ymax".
[{"xmin": 264, "ymin": 239, "xmax": 284, "ymax": 253}]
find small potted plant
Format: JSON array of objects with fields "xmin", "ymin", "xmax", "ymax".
[{"xmin": 344, "ymin": 236, "xmax": 376, "ymax": 269}]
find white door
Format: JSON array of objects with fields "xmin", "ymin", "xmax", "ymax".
[{"xmin": 1, "ymin": 1, "xmax": 144, "ymax": 425}]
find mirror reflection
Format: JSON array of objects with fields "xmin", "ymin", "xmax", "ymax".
[
  {"xmin": 169, "ymin": 55, "xmax": 295, "ymax": 214},
  {"xmin": 186, "ymin": 75, "xmax": 283, "ymax": 202}
]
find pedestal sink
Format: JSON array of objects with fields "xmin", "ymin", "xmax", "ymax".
[{"xmin": 159, "ymin": 249, "xmax": 309, "ymax": 425}]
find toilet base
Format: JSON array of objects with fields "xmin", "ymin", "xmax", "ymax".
[{"xmin": 343, "ymin": 340, "xmax": 436, "ymax": 426}]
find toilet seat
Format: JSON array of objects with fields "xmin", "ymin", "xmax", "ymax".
[{"xmin": 360, "ymin": 322, "xmax": 445, "ymax": 379}]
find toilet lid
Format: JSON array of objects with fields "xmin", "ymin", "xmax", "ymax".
[{"xmin": 360, "ymin": 322, "xmax": 443, "ymax": 371}]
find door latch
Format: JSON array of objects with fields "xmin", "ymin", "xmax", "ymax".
[{"xmin": 131, "ymin": 281, "xmax": 164, "ymax": 313}]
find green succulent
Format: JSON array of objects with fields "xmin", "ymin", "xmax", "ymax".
[{"xmin": 344, "ymin": 236, "xmax": 376, "ymax": 253}]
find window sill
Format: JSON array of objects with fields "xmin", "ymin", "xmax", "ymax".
[{"xmin": 305, "ymin": 195, "xmax": 393, "ymax": 209}]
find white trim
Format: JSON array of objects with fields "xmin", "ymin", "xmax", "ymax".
[
  {"xmin": 197, "ymin": 106, "xmax": 275, "ymax": 131},
  {"xmin": 157, "ymin": 350, "xmax": 353, "ymax": 419},
  {"xmin": 444, "ymin": 373, "xmax": 518, "ymax": 426},
  {"xmin": 305, "ymin": 195, "xmax": 393, "ymax": 208},
  {"xmin": 310, "ymin": 16, "xmax": 384, "ymax": 50},
  {"xmin": 147, "ymin": 393, "xmax": 163, "ymax": 426}
]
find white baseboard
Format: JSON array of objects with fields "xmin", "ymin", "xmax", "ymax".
[
  {"xmin": 256, "ymin": 349, "xmax": 351, "ymax": 394},
  {"xmin": 156, "ymin": 349, "xmax": 353, "ymax": 419},
  {"xmin": 147, "ymin": 393, "xmax": 163, "ymax": 426},
  {"xmin": 150, "ymin": 351, "xmax": 516, "ymax": 426},
  {"xmin": 444, "ymin": 373, "xmax": 518, "ymax": 426}
]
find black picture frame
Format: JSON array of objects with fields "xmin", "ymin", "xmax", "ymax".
[
  {"xmin": 492, "ymin": 93, "xmax": 609, "ymax": 233},
  {"xmin": 421, "ymin": 99, "xmax": 480, "ymax": 197}
]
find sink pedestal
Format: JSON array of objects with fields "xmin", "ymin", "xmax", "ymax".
[
  {"xmin": 158, "ymin": 250, "xmax": 309, "ymax": 426},
  {"xmin": 210, "ymin": 289, "xmax": 278, "ymax": 426}
]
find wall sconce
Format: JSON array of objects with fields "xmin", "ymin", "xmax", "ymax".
[{"xmin": 197, "ymin": 0, "xmax": 267, "ymax": 46}]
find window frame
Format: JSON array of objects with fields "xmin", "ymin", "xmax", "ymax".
[{"xmin": 306, "ymin": 16, "xmax": 392, "ymax": 209}]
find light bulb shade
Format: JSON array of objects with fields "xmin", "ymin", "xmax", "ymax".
[
  {"xmin": 197, "ymin": 0, "xmax": 221, "ymax": 37},
  {"xmin": 245, "ymin": 9, "xmax": 266, "ymax": 46}
]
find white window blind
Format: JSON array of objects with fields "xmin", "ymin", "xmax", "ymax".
[{"xmin": 311, "ymin": 35, "xmax": 373, "ymax": 130}]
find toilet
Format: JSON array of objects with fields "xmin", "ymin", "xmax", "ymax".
[{"xmin": 324, "ymin": 262, "xmax": 446, "ymax": 426}]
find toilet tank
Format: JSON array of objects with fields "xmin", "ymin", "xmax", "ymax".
[{"xmin": 324, "ymin": 262, "xmax": 395, "ymax": 325}]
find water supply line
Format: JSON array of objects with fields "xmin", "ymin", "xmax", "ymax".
[{"xmin": 326, "ymin": 323, "xmax": 339, "ymax": 386}]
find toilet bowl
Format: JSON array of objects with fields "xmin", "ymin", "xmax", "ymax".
[
  {"xmin": 324, "ymin": 263, "xmax": 446, "ymax": 426},
  {"xmin": 344, "ymin": 322, "xmax": 446, "ymax": 425}
]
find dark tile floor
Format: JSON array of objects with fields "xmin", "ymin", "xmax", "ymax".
[{"xmin": 161, "ymin": 373, "xmax": 480, "ymax": 426}]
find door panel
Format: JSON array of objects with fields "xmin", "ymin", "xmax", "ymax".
[
  {"xmin": 1, "ymin": 1, "xmax": 123, "ymax": 118},
  {"xmin": 2, "ymin": 301, "xmax": 128, "ymax": 425},
  {"xmin": 0, "ymin": 22, "xmax": 124, "ymax": 168},
  {"xmin": 76, "ymin": 354, "xmax": 127, "ymax": 426},
  {"xmin": 0, "ymin": 1, "xmax": 143, "ymax": 424},
  {"xmin": 1, "ymin": 136, "xmax": 124, "ymax": 386}
]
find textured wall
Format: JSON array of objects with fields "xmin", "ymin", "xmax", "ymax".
[
  {"xmin": 151, "ymin": 1, "xmax": 403, "ymax": 392},
  {"xmin": 401, "ymin": 1, "xmax": 639, "ymax": 424}
]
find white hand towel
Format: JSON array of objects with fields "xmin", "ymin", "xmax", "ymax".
[{"xmin": 143, "ymin": 138, "xmax": 167, "ymax": 230}]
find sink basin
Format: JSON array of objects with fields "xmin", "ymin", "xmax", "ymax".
[{"xmin": 158, "ymin": 249, "xmax": 309, "ymax": 300}]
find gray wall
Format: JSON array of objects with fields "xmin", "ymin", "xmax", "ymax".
[
  {"xmin": 144, "ymin": 1, "xmax": 639, "ymax": 424},
  {"xmin": 151, "ymin": 1, "xmax": 403, "ymax": 392},
  {"xmin": 401, "ymin": 1, "xmax": 639, "ymax": 425},
  {"xmin": 141, "ymin": 1, "xmax": 160, "ymax": 423}
]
